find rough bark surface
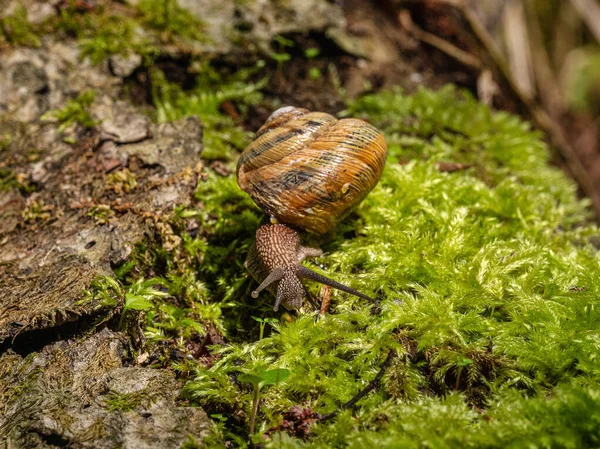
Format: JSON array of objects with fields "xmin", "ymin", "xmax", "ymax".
[
  {"xmin": 0, "ymin": 329, "xmax": 210, "ymax": 448},
  {"xmin": 0, "ymin": 26, "xmax": 204, "ymax": 448}
]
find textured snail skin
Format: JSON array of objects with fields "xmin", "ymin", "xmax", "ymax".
[
  {"xmin": 237, "ymin": 107, "xmax": 387, "ymax": 235},
  {"xmin": 246, "ymin": 223, "xmax": 376, "ymax": 311}
]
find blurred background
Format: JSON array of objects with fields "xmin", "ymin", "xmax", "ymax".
[
  {"xmin": 1, "ymin": 0, "xmax": 599, "ymax": 215},
  {"xmin": 470, "ymin": 0, "xmax": 600, "ymax": 211}
]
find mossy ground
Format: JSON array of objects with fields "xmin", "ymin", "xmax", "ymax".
[
  {"xmin": 115, "ymin": 75, "xmax": 600, "ymax": 446},
  {"xmin": 4, "ymin": 2, "xmax": 600, "ymax": 447}
]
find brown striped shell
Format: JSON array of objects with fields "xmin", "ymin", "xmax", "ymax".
[{"xmin": 237, "ymin": 106, "xmax": 387, "ymax": 234}]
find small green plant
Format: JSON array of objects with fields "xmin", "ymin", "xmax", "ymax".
[
  {"xmin": 271, "ymin": 35, "xmax": 294, "ymax": 74},
  {"xmin": 0, "ymin": 6, "xmax": 40, "ymax": 47},
  {"xmin": 454, "ymin": 356, "xmax": 473, "ymax": 390},
  {"xmin": 251, "ymin": 316, "xmax": 279, "ymax": 340},
  {"xmin": 239, "ymin": 368, "xmax": 290, "ymax": 435},
  {"xmin": 118, "ymin": 278, "xmax": 169, "ymax": 329},
  {"xmin": 304, "ymin": 47, "xmax": 320, "ymax": 59},
  {"xmin": 304, "ymin": 47, "xmax": 321, "ymax": 79},
  {"xmin": 309, "ymin": 67, "xmax": 321, "ymax": 80},
  {"xmin": 270, "ymin": 51, "xmax": 291, "ymax": 70},
  {"xmin": 80, "ymin": 275, "xmax": 122, "ymax": 308},
  {"xmin": 41, "ymin": 90, "xmax": 98, "ymax": 132}
]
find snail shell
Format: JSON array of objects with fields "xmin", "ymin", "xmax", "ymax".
[{"xmin": 236, "ymin": 106, "xmax": 387, "ymax": 234}]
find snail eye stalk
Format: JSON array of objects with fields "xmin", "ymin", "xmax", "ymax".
[
  {"xmin": 251, "ymin": 268, "xmax": 284, "ymax": 298},
  {"xmin": 298, "ymin": 266, "xmax": 378, "ymax": 305}
]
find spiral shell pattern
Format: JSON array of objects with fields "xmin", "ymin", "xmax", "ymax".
[{"xmin": 237, "ymin": 107, "xmax": 387, "ymax": 234}]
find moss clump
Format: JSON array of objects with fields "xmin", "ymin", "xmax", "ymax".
[
  {"xmin": 0, "ymin": 168, "xmax": 34, "ymax": 194},
  {"xmin": 50, "ymin": 0, "xmax": 204, "ymax": 65},
  {"xmin": 104, "ymin": 389, "xmax": 156, "ymax": 412},
  {"xmin": 105, "ymin": 168, "xmax": 138, "ymax": 195},
  {"xmin": 0, "ymin": 6, "xmax": 40, "ymax": 47},
  {"xmin": 172, "ymin": 86, "xmax": 600, "ymax": 446},
  {"xmin": 41, "ymin": 90, "xmax": 98, "ymax": 132},
  {"xmin": 137, "ymin": 0, "xmax": 206, "ymax": 43},
  {"xmin": 78, "ymin": 14, "xmax": 157, "ymax": 66},
  {"xmin": 87, "ymin": 204, "xmax": 115, "ymax": 225},
  {"xmin": 51, "ymin": 5, "xmax": 158, "ymax": 66}
]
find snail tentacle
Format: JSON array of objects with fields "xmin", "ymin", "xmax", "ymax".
[
  {"xmin": 297, "ymin": 266, "xmax": 378, "ymax": 305},
  {"xmin": 274, "ymin": 284, "xmax": 285, "ymax": 312},
  {"xmin": 251, "ymin": 267, "xmax": 284, "ymax": 298}
]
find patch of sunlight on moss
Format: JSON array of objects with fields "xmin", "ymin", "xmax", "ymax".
[{"xmin": 182, "ymin": 86, "xmax": 600, "ymax": 447}]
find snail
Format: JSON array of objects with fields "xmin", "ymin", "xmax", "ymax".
[{"xmin": 237, "ymin": 106, "xmax": 387, "ymax": 311}]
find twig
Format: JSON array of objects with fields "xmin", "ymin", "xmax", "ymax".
[
  {"xmin": 523, "ymin": 0, "xmax": 565, "ymax": 117},
  {"xmin": 477, "ymin": 68, "xmax": 498, "ymax": 106},
  {"xmin": 478, "ymin": 0, "xmax": 509, "ymax": 34},
  {"xmin": 249, "ymin": 385, "xmax": 260, "ymax": 435},
  {"xmin": 319, "ymin": 285, "xmax": 332, "ymax": 315},
  {"xmin": 502, "ymin": 0, "xmax": 534, "ymax": 99},
  {"xmin": 568, "ymin": 0, "xmax": 600, "ymax": 44},
  {"xmin": 319, "ymin": 350, "xmax": 396, "ymax": 422},
  {"xmin": 398, "ymin": 10, "xmax": 482, "ymax": 70}
]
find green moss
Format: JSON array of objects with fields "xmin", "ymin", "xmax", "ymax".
[
  {"xmin": 87, "ymin": 204, "xmax": 115, "ymax": 225},
  {"xmin": 137, "ymin": 0, "xmax": 206, "ymax": 43},
  {"xmin": 41, "ymin": 90, "xmax": 98, "ymax": 132},
  {"xmin": 80, "ymin": 15, "xmax": 157, "ymax": 66},
  {"xmin": 257, "ymin": 385, "xmax": 600, "ymax": 448},
  {"xmin": 0, "ymin": 168, "xmax": 34, "ymax": 193},
  {"xmin": 104, "ymin": 389, "xmax": 156, "ymax": 412},
  {"xmin": 50, "ymin": 0, "xmax": 203, "ymax": 64},
  {"xmin": 21, "ymin": 200, "xmax": 53, "ymax": 223},
  {"xmin": 0, "ymin": 6, "xmax": 40, "ymax": 47},
  {"xmin": 105, "ymin": 169, "xmax": 138, "ymax": 195},
  {"xmin": 51, "ymin": 6, "xmax": 158, "ymax": 66},
  {"xmin": 181, "ymin": 435, "xmax": 203, "ymax": 449},
  {"xmin": 3, "ymin": 1, "xmax": 598, "ymax": 444},
  {"xmin": 173, "ymin": 86, "xmax": 600, "ymax": 446}
]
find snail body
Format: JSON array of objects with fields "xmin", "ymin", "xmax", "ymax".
[
  {"xmin": 245, "ymin": 223, "xmax": 375, "ymax": 311},
  {"xmin": 238, "ymin": 106, "xmax": 387, "ymax": 311}
]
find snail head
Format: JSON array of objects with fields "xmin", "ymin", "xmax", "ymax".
[{"xmin": 246, "ymin": 223, "xmax": 376, "ymax": 311}]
